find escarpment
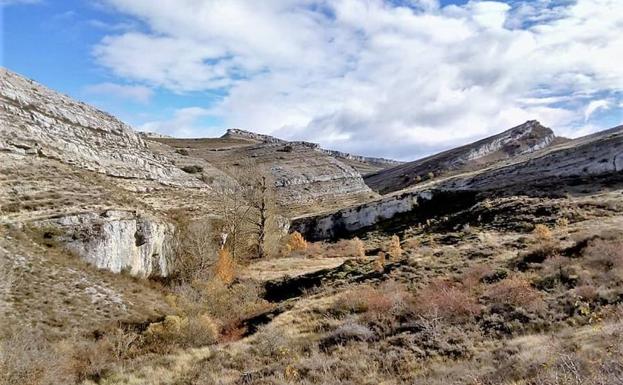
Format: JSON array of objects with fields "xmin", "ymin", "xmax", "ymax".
[
  {"xmin": 364, "ymin": 120, "xmax": 559, "ymax": 194},
  {"xmin": 0, "ymin": 68, "xmax": 201, "ymax": 187}
]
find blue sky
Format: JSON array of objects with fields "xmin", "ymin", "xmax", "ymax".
[{"xmin": 2, "ymin": 0, "xmax": 622, "ymax": 160}]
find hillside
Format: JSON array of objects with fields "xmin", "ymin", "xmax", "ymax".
[
  {"xmin": 221, "ymin": 128, "xmax": 402, "ymax": 174},
  {"xmin": 147, "ymin": 134, "xmax": 379, "ymax": 216},
  {"xmin": 2, "ymin": 69, "xmax": 623, "ymax": 385},
  {"xmin": 364, "ymin": 120, "xmax": 561, "ymax": 194}
]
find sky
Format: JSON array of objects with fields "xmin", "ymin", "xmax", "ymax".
[{"xmin": 2, "ymin": 0, "xmax": 623, "ymax": 160}]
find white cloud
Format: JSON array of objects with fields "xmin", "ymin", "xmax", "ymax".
[
  {"xmin": 94, "ymin": 0, "xmax": 623, "ymax": 159},
  {"xmin": 85, "ymin": 82, "xmax": 153, "ymax": 104},
  {"xmin": 584, "ymin": 100, "xmax": 611, "ymax": 122},
  {"xmin": 139, "ymin": 107, "xmax": 213, "ymax": 137}
]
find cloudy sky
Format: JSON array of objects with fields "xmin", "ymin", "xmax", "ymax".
[{"xmin": 3, "ymin": 0, "xmax": 623, "ymax": 160}]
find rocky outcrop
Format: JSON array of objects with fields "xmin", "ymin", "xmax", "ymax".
[
  {"xmin": 37, "ymin": 210, "xmax": 174, "ymax": 277},
  {"xmin": 365, "ymin": 120, "xmax": 557, "ymax": 194},
  {"xmin": 0, "ymin": 68, "xmax": 201, "ymax": 187},
  {"xmin": 290, "ymin": 190, "xmax": 427, "ymax": 240},
  {"xmin": 315, "ymin": 148, "xmax": 402, "ymax": 168}
]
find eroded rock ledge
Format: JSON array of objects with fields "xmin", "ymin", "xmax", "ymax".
[{"xmin": 36, "ymin": 210, "xmax": 174, "ymax": 277}]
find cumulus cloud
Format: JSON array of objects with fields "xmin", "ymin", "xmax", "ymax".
[
  {"xmin": 84, "ymin": 82, "xmax": 153, "ymax": 104},
  {"xmin": 94, "ymin": 0, "xmax": 623, "ymax": 159}
]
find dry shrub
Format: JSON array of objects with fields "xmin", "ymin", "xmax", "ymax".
[
  {"xmin": 214, "ymin": 248, "xmax": 236, "ymax": 284},
  {"xmin": 144, "ymin": 314, "xmax": 218, "ymax": 350},
  {"xmin": 172, "ymin": 278, "xmax": 269, "ymax": 339},
  {"xmin": 69, "ymin": 328, "xmax": 143, "ymax": 381},
  {"xmin": 403, "ymin": 237, "xmax": 420, "ymax": 251},
  {"xmin": 484, "ymin": 276, "xmax": 544, "ymax": 311},
  {"xmin": 0, "ymin": 328, "xmax": 72, "ymax": 385},
  {"xmin": 583, "ymin": 238, "xmax": 623, "ymax": 272},
  {"xmin": 0, "ymin": 325, "xmax": 146, "ymax": 385},
  {"xmin": 374, "ymin": 252, "xmax": 386, "ymax": 272},
  {"xmin": 555, "ymin": 217, "xmax": 569, "ymax": 228},
  {"xmin": 386, "ymin": 235, "xmax": 403, "ymax": 260},
  {"xmin": 414, "ymin": 279, "xmax": 481, "ymax": 322},
  {"xmin": 351, "ymin": 237, "xmax": 366, "ymax": 259},
  {"xmin": 461, "ymin": 264, "xmax": 495, "ymax": 292},
  {"xmin": 287, "ymin": 231, "xmax": 308, "ymax": 252},
  {"xmin": 334, "ymin": 281, "xmax": 413, "ymax": 321},
  {"xmin": 323, "ymin": 238, "xmax": 367, "ymax": 259},
  {"xmin": 574, "ymin": 284, "xmax": 598, "ymax": 301},
  {"xmin": 533, "ymin": 224, "xmax": 553, "ymax": 242}
]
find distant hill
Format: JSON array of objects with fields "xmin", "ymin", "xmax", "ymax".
[
  {"xmin": 221, "ymin": 128, "xmax": 402, "ymax": 174},
  {"xmin": 364, "ymin": 120, "xmax": 563, "ymax": 194}
]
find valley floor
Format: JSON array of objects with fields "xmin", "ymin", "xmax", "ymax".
[{"xmin": 3, "ymin": 188, "xmax": 623, "ymax": 385}]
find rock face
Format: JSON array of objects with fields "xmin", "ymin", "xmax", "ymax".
[
  {"xmin": 365, "ymin": 120, "xmax": 558, "ymax": 194},
  {"xmin": 0, "ymin": 68, "xmax": 200, "ymax": 187},
  {"xmin": 290, "ymin": 191, "xmax": 429, "ymax": 240},
  {"xmin": 38, "ymin": 210, "xmax": 174, "ymax": 277}
]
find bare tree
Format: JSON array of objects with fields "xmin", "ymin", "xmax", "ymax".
[
  {"xmin": 242, "ymin": 174, "xmax": 277, "ymax": 259},
  {"xmin": 212, "ymin": 165, "xmax": 280, "ymax": 261}
]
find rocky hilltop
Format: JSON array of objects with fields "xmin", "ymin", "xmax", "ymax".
[
  {"xmin": 364, "ymin": 120, "xmax": 559, "ymax": 194},
  {"xmin": 222, "ymin": 128, "xmax": 401, "ymax": 174},
  {"xmin": 0, "ymin": 68, "xmax": 200, "ymax": 187}
]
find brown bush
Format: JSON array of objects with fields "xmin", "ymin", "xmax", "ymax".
[
  {"xmin": 320, "ymin": 238, "xmax": 367, "ymax": 259},
  {"xmin": 386, "ymin": 235, "xmax": 403, "ymax": 260},
  {"xmin": 172, "ymin": 279, "xmax": 270, "ymax": 338},
  {"xmin": 461, "ymin": 264, "xmax": 495, "ymax": 292},
  {"xmin": 484, "ymin": 276, "xmax": 544, "ymax": 311},
  {"xmin": 351, "ymin": 237, "xmax": 366, "ymax": 259},
  {"xmin": 414, "ymin": 279, "xmax": 481, "ymax": 322},
  {"xmin": 334, "ymin": 281, "xmax": 413, "ymax": 322},
  {"xmin": 144, "ymin": 314, "xmax": 218, "ymax": 350},
  {"xmin": 287, "ymin": 231, "xmax": 308, "ymax": 252},
  {"xmin": 403, "ymin": 237, "xmax": 420, "ymax": 251},
  {"xmin": 0, "ymin": 328, "xmax": 73, "ymax": 385},
  {"xmin": 533, "ymin": 224, "xmax": 553, "ymax": 242}
]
